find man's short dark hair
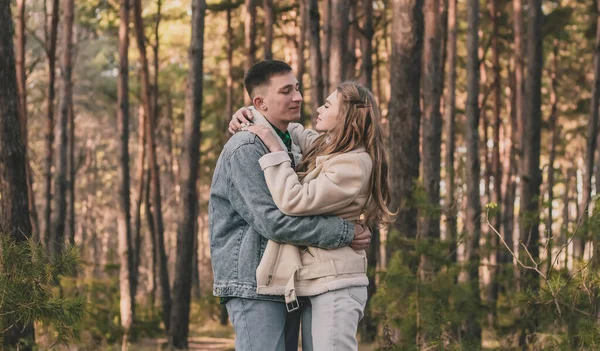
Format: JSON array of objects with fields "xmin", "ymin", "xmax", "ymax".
[{"xmin": 244, "ymin": 60, "xmax": 293, "ymax": 98}]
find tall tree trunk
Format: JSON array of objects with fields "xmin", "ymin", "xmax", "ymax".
[
  {"xmin": 50, "ymin": 0, "xmax": 73, "ymax": 257},
  {"xmin": 43, "ymin": 0, "xmax": 60, "ymax": 251},
  {"xmin": 307, "ymin": 0, "xmax": 324, "ymax": 127},
  {"xmin": 244, "ymin": 0, "xmax": 257, "ymax": 105},
  {"xmin": 418, "ymin": 0, "xmax": 442, "ymax": 342},
  {"xmin": 501, "ymin": 65, "xmax": 517, "ymax": 266},
  {"xmin": 387, "ymin": 0, "xmax": 423, "ymax": 268},
  {"xmin": 519, "ymin": 0, "xmax": 543, "ymax": 339},
  {"xmin": 263, "ymin": 0, "xmax": 273, "ymax": 60},
  {"xmin": 359, "ymin": 0, "xmax": 374, "ymax": 90},
  {"xmin": 0, "ymin": 1, "xmax": 35, "ymax": 346},
  {"xmin": 444, "ymin": 0, "xmax": 457, "ymax": 261},
  {"xmin": 132, "ymin": 105, "xmax": 146, "ymax": 302},
  {"xmin": 357, "ymin": 0, "xmax": 376, "ymax": 342},
  {"xmin": 67, "ymin": 101, "xmax": 75, "ymax": 246},
  {"xmin": 321, "ymin": 0, "xmax": 331, "ymax": 95},
  {"xmin": 346, "ymin": 1, "xmax": 358, "ymax": 79},
  {"xmin": 144, "ymin": 167, "xmax": 158, "ymax": 312},
  {"xmin": 329, "ymin": 0, "xmax": 349, "ymax": 89},
  {"xmin": 169, "ymin": 0, "xmax": 206, "ymax": 347},
  {"xmin": 133, "ymin": 0, "xmax": 171, "ymax": 330},
  {"xmin": 117, "ymin": 0, "xmax": 135, "ymax": 347},
  {"xmin": 459, "ymin": 0, "xmax": 482, "ymax": 343},
  {"xmin": 296, "ymin": 0, "xmax": 306, "ymax": 123},
  {"xmin": 420, "ymin": 0, "xmax": 442, "ymax": 256},
  {"xmin": 546, "ymin": 39, "xmax": 559, "ymax": 273},
  {"xmin": 486, "ymin": 0, "xmax": 501, "ymax": 328},
  {"xmin": 578, "ymin": 0, "xmax": 600, "ymax": 260},
  {"xmin": 15, "ymin": 0, "xmax": 40, "ymax": 240}
]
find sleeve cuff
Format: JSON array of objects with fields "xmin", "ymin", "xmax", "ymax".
[
  {"xmin": 259, "ymin": 151, "xmax": 292, "ymax": 170},
  {"xmin": 337, "ymin": 219, "xmax": 353, "ymax": 248}
]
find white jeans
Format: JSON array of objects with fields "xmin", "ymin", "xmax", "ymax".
[{"xmin": 307, "ymin": 286, "xmax": 368, "ymax": 351}]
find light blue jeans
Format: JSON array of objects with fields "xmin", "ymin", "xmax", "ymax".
[
  {"xmin": 308, "ymin": 286, "xmax": 368, "ymax": 351},
  {"xmin": 226, "ymin": 298, "xmax": 312, "ymax": 351}
]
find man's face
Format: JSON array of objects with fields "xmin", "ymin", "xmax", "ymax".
[{"xmin": 253, "ymin": 72, "xmax": 303, "ymax": 125}]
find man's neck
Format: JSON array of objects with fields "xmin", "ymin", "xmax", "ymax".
[{"xmin": 260, "ymin": 111, "xmax": 289, "ymax": 132}]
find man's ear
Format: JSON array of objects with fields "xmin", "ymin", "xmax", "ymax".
[{"xmin": 253, "ymin": 96, "xmax": 267, "ymax": 111}]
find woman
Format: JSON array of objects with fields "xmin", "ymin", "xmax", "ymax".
[{"xmin": 232, "ymin": 81, "xmax": 394, "ymax": 350}]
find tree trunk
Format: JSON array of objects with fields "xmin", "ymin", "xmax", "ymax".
[
  {"xmin": 577, "ymin": 0, "xmax": 600, "ymax": 260},
  {"xmin": 67, "ymin": 100, "xmax": 75, "ymax": 246},
  {"xmin": 387, "ymin": 0, "xmax": 423, "ymax": 267},
  {"xmin": 15, "ymin": 0, "xmax": 40, "ymax": 240},
  {"xmin": 144, "ymin": 167, "xmax": 158, "ymax": 311},
  {"xmin": 359, "ymin": 0, "xmax": 374, "ymax": 90},
  {"xmin": 49, "ymin": 0, "xmax": 73, "ymax": 257},
  {"xmin": 43, "ymin": 0, "xmax": 60, "ymax": 251},
  {"xmin": 329, "ymin": 0, "xmax": 349, "ymax": 90},
  {"xmin": 244, "ymin": 0, "xmax": 257, "ymax": 105},
  {"xmin": 263, "ymin": 0, "xmax": 273, "ymax": 60},
  {"xmin": 132, "ymin": 105, "xmax": 146, "ymax": 302},
  {"xmin": 546, "ymin": 39, "xmax": 559, "ymax": 274},
  {"xmin": 519, "ymin": 0, "xmax": 543, "ymax": 339},
  {"xmin": 133, "ymin": 0, "xmax": 171, "ymax": 330},
  {"xmin": 296, "ymin": 0, "xmax": 307, "ymax": 123},
  {"xmin": 486, "ymin": 0, "xmax": 501, "ymax": 328},
  {"xmin": 444, "ymin": 0, "xmax": 457, "ymax": 262},
  {"xmin": 307, "ymin": 0, "xmax": 324, "ymax": 127},
  {"xmin": 0, "ymin": 1, "xmax": 35, "ymax": 346},
  {"xmin": 321, "ymin": 0, "xmax": 331, "ymax": 95},
  {"xmin": 360, "ymin": 227, "xmax": 380, "ymax": 342},
  {"xmin": 169, "ymin": 0, "xmax": 206, "ymax": 347},
  {"xmin": 346, "ymin": 1, "xmax": 358, "ymax": 79},
  {"xmin": 116, "ymin": 0, "xmax": 135, "ymax": 347},
  {"xmin": 459, "ymin": 0, "xmax": 482, "ymax": 343},
  {"xmin": 419, "ymin": 0, "xmax": 442, "ymax": 258}
]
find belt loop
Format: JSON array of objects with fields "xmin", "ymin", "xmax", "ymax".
[{"xmin": 330, "ymin": 260, "xmax": 338, "ymax": 277}]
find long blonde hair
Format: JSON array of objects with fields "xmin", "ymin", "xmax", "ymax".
[{"xmin": 296, "ymin": 81, "xmax": 395, "ymax": 227}]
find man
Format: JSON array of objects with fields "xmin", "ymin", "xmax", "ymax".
[{"xmin": 209, "ymin": 60, "xmax": 371, "ymax": 351}]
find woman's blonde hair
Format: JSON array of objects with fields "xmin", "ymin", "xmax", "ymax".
[{"xmin": 296, "ymin": 81, "xmax": 396, "ymax": 228}]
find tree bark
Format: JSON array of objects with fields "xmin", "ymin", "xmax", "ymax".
[
  {"xmin": 15, "ymin": 0, "xmax": 40, "ymax": 240},
  {"xmin": 169, "ymin": 0, "xmax": 206, "ymax": 347},
  {"xmin": 43, "ymin": 0, "xmax": 60, "ymax": 251},
  {"xmin": 133, "ymin": 0, "xmax": 171, "ymax": 330},
  {"xmin": 359, "ymin": 0, "xmax": 374, "ymax": 90},
  {"xmin": 459, "ymin": 0, "xmax": 482, "ymax": 343},
  {"xmin": 132, "ymin": 105, "xmax": 146, "ymax": 302},
  {"xmin": 577, "ymin": 0, "xmax": 600, "ymax": 260},
  {"xmin": 116, "ymin": 0, "xmax": 135, "ymax": 347},
  {"xmin": 307, "ymin": 0, "xmax": 324, "ymax": 127},
  {"xmin": 244, "ymin": 0, "xmax": 257, "ymax": 104},
  {"xmin": 263, "ymin": 0, "xmax": 273, "ymax": 60},
  {"xmin": 519, "ymin": 0, "xmax": 543, "ymax": 339},
  {"xmin": 387, "ymin": 0, "xmax": 423, "ymax": 267},
  {"xmin": 486, "ymin": 0, "xmax": 501, "ymax": 328},
  {"xmin": 67, "ymin": 100, "xmax": 75, "ymax": 246},
  {"xmin": 296, "ymin": 0, "xmax": 307, "ymax": 123},
  {"xmin": 546, "ymin": 39, "xmax": 559, "ymax": 273},
  {"xmin": 420, "ymin": 0, "xmax": 442, "ymax": 246},
  {"xmin": 329, "ymin": 0, "xmax": 349, "ymax": 90},
  {"xmin": 444, "ymin": 0, "xmax": 457, "ymax": 262},
  {"xmin": 49, "ymin": 0, "xmax": 73, "ymax": 257},
  {"xmin": 321, "ymin": 0, "xmax": 331, "ymax": 95},
  {"xmin": 346, "ymin": 1, "xmax": 358, "ymax": 79},
  {"xmin": 0, "ymin": 1, "xmax": 35, "ymax": 346}
]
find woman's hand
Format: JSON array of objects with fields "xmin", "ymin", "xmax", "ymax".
[
  {"xmin": 229, "ymin": 107, "xmax": 254, "ymax": 134},
  {"xmin": 245, "ymin": 125, "xmax": 285, "ymax": 152}
]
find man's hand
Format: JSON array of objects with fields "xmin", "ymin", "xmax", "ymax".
[
  {"xmin": 351, "ymin": 223, "xmax": 372, "ymax": 251},
  {"xmin": 229, "ymin": 107, "xmax": 254, "ymax": 134}
]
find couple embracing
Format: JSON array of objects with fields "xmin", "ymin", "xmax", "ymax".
[{"xmin": 209, "ymin": 60, "xmax": 394, "ymax": 350}]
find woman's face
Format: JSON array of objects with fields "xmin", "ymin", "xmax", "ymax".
[{"xmin": 315, "ymin": 91, "xmax": 340, "ymax": 132}]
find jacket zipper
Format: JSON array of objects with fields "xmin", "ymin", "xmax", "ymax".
[{"xmin": 267, "ymin": 244, "xmax": 283, "ymax": 286}]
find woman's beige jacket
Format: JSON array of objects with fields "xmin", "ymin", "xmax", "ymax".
[{"xmin": 253, "ymin": 114, "xmax": 371, "ymax": 310}]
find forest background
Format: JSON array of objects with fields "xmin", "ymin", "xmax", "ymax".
[{"xmin": 2, "ymin": 0, "xmax": 600, "ymax": 349}]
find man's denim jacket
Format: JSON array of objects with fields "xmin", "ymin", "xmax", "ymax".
[{"xmin": 209, "ymin": 131, "xmax": 354, "ymax": 301}]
